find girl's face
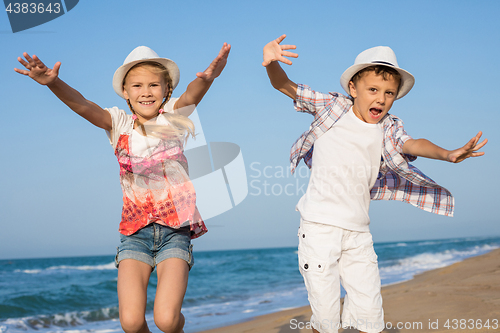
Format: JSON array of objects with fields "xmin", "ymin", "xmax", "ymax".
[{"xmin": 122, "ymin": 66, "xmax": 169, "ymax": 123}]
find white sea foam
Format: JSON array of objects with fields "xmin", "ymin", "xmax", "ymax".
[
  {"xmin": 380, "ymin": 244, "xmax": 499, "ymax": 284},
  {"xmin": 15, "ymin": 269, "xmax": 41, "ymax": 274},
  {"xmin": 0, "ymin": 307, "xmax": 120, "ymax": 333},
  {"xmin": 47, "ymin": 262, "xmax": 116, "ymax": 271},
  {"xmin": 15, "ymin": 262, "xmax": 115, "ymax": 274},
  {"xmin": 0, "ymin": 283, "xmax": 307, "ymax": 333},
  {"xmin": 3, "ymin": 238, "xmax": 500, "ymax": 333},
  {"xmin": 181, "ymin": 284, "xmax": 308, "ymax": 332}
]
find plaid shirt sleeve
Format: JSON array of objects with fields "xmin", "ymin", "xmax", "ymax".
[
  {"xmin": 294, "ymin": 83, "xmax": 333, "ymax": 115},
  {"xmin": 289, "ymin": 84, "xmax": 352, "ymax": 174},
  {"xmin": 371, "ymin": 114, "xmax": 455, "ymax": 216}
]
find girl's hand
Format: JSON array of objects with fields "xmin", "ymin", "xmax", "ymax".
[
  {"xmin": 262, "ymin": 34, "xmax": 298, "ymax": 67},
  {"xmin": 15, "ymin": 52, "xmax": 61, "ymax": 86},
  {"xmin": 447, "ymin": 131, "xmax": 488, "ymax": 163},
  {"xmin": 196, "ymin": 43, "xmax": 231, "ymax": 81}
]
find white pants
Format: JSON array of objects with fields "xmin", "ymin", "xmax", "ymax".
[{"xmin": 298, "ymin": 219, "xmax": 384, "ymax": 333}]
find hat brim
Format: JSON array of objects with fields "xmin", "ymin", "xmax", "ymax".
[
  {"xmin": 112, "ymin": 57, "xmax": 180, "ymax": 99},
  {"xmin": 340, "ymin": 63, "xmax": 415, "ymax": 100}
]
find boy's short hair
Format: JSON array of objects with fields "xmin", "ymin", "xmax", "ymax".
[{"xmin": 350, "ymin": 65, "xmax": 402, "ymax": 87}]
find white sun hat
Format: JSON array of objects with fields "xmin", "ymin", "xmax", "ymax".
[
  {"xmin": 112, "ymin": 46, "xmax": 180, "ymax": 99},
  {"xmin": 340, "ymin": 46, "xmax": 415, "ymax": 100}
]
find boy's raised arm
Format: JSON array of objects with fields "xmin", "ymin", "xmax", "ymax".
[
  {"xmin": 262, "ymin": 34, "xmax": 298, "ymax": 100},
  {"xmin": 15, "ymin": 53, "xmax": 112, "ymax": 131},
  {"xmin": 174, "ymin": 43, "xmax": 231, "ymax": 116},
  {"xmin": 403, "ymin": 131, "xmax": 488, "ymax": 163}
]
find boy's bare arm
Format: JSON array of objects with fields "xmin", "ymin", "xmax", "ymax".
[
  {"xmin": 263, "ymin": 34, "xmax": 298, "ymax": 100},
  {"xmin": 403, "ymin": 131, "xmax": 488, "ymax": 163},
  {"xmin": 265, "ymin": 62, "xmax": 298, "ymax": 100},
  {"xmin": 15, "ymin": 53, "xmax": 112, "ymax": 130},
  {"xmin": 175, "ymin": 43, "xmax": 231, "ymax": 116}
]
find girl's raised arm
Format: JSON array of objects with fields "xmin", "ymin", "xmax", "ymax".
[
  {"xmin": 15, "ymin": 53, "xmax": 112, "ymax": 130},
  {"xmin": 174, "ymin": 43, "xmax": 231, "ymax": 116}
]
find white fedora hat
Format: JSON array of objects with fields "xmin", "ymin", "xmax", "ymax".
[
  {"xmin": 340, "ymin": 46, "xmax": 415, "ymax": 100},
  {"xmin": 112, "ymin": 46, "xmax": 180, "ymax": 99}
]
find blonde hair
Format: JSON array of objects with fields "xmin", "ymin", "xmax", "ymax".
[{"xmin": 123, "ymin": 62, "xmax": 195, "ymax": 142}]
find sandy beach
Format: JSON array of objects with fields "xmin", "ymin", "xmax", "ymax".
[{"xmin": 197, "ymin": 248, "xmax": 500, "ymax": 333}]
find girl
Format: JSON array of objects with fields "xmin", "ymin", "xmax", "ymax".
[{"xmin": 15, "ymin": 43, "xmax": 231, "ymax": 333}]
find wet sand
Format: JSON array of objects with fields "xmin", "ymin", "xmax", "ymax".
[{"xmin": 197, "ymin": 248, "xmax": 500, "ymax": 332}]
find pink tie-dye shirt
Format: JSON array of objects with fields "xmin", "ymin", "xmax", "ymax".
[{"xmin": 105, "ymin": 101, "xmax": 207, "ymax": 239}]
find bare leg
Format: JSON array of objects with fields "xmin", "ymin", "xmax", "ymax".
[
  {"xmin": 117, "ymin": 259, "xmax": 153, "ymax": 333},
  {"xmin": 153, "ymin": 258, "xmax": 189, "ymax": 333}
]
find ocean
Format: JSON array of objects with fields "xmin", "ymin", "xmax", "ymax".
[{"xmin": 1, "ymin": 235, "xmax": 499, "ymax": 333}]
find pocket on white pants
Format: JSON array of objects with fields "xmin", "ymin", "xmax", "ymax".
[{"xmin": 298, "ymin": 251, "xmax": 326, "ymax": 274}]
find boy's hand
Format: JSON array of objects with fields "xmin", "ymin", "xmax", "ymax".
[
  {"xmin": 196, "ymin": 42, "xmax": 231, "ymax": 81},
  {"xmin": 262, "ymin": 34, "xmax": 298, "ymax": 67},
  {"xmin": 15, "ymin": 53, "xmax": 61, "ymax": 86},
  {"xmin": 447, "ymin": 131, "xmax": 488, "ymax": 163}
]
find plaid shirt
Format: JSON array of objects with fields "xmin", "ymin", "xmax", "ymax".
[{"xmin": 290, "ymin": 84, "xmax": 454, "ymax": 217}]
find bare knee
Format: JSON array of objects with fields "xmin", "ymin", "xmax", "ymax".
[
  {"xmin": 154, "ymin": 311, "xmax": 184, "ymax": 333},
  {"xmin": 120, "ymin": 311, "xmax": 148, "ymax": 333}
]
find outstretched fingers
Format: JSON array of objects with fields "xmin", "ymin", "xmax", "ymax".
[
  {"xmin": 275, "ymin": 49, "xmax": 298, "ymax": 66},
  {"xmin": 466, "ymin": 131, "xmax": 488, "ymax": 154},
  {"xmin": 472, "ymin": 131, "xmax": 488, "ymax": 151},
  {"xmin": 16, "ymin": 53, "xmax": 42, "ymax": 72},
  {"xmin": 211, "ymin": 43, "xmax": 230, "ymax": 71},
  {"xmin": 15, "ymin": 53, "xmax": 32, "ymax": 74},
  {"xmin": 449, "ymin": 131, "xmax": 488, "ymax": 163},
  {"xmin": 14, "ymin": 66, "xmax": 29, "ymax": 76},
  {"xmin": 209, "ymin": 43, "xmax": 230, "ymax": 65},
  {"xmin": 196, "ymin": 42, "xmax": 231, "ymax": 81},
  {"xmin": 31, "ymin": 54, "xmax": 48, "ymax": 70},
  {"xmin": 262, "ymin": 34, "xmax": 298, "ymax": 66},
  {"xmin": 14, "ymin": 52, "xmax": 61, "ymax": 85},
  {"xmin": 275, "ymin": 34, "xmax": 287, "ymax": 44},
  {"xmin": 218, "ymin": 42, "xmax": 231, "ymax": 58},
  {"xmin": 469, "ymin": 140, "xmax": 487, "ymax": 158},
  {"xmin": 276, "ymin": 35, "xmax": 297, "ymax": 49}
]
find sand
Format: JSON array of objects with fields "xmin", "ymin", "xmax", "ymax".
[{"xmin": 197, "ymin": 248, "xmax": 500, "ymax": 333}]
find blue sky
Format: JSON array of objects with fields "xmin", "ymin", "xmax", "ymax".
[{"xmin": 1, "ymin": 0, "xmax": 499, "ymax": 259}]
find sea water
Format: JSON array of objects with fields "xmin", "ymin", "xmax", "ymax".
[{"xmin": 1, "ymin": 236, "xmax": 499, "ymax": 333}]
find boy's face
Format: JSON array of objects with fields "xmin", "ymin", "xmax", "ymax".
[{"xmin": 349, "ymin": 71, "xmax": 399, "ymax": 124}]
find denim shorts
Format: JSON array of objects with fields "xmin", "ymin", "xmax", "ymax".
[{"xmin": 115, "ymin": 223, "xmax": 194, "ymax": 270}]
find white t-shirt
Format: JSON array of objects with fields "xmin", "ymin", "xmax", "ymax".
[
  {"xmin": 296, "ymin": 108, "xmax": 383, "ymax": 232},
  {"xmin": 105, "ymin": 97, "xmax": 178, "ymax": 153}
]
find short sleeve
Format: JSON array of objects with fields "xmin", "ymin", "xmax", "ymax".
[
  {"xmin": 163, "ymin": 97, "xmax": 179, "ymax": 114},
  {"xmin": 390, "ymin": 116, "xmax": 417, "ymax": 162},
  {"xmin": 104, "ymin": 106, "xmax": 132, "ymax": 151},
  {"xmin": 294, "ymin": 84, "xmax": 332, "ymax": 115}
]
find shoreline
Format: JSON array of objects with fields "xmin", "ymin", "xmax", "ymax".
[{"xmin": 196, "ymin": 248, "xmax": 500, "ymax": 333}]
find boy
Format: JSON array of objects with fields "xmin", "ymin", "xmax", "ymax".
[{"xmin": 262, "ymin": 34, "xmax": 487, "ymax": 333}]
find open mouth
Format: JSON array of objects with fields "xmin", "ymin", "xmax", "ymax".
[
  {"xmin": 139, "ymin": 101, "xmax": 155, "ymax": 105},
  {"xmin": 369, "ymin": 108, "xmax": 383, "ymax": 117}
]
